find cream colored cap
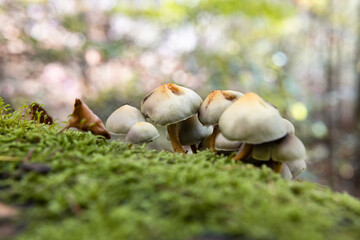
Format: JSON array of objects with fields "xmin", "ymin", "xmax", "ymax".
[
  {"xmin": 199, "ymin": 90, "xmax": 243, "ymax": 126},
  {"xmin": 219, "ymin": 92, "xmax": 287, "ymax": 144},
  {"xmin": 125, "ymin": 122, "xmax": 160, "ymax": 144},
  {"xmin": 283, "ymin": 118, "xmax": 295, "ymax": 134},
  {"xmin": 214, "ymin": 132, "xmax": 243, "ymax": 151},
  {"xmin": 141, "ymin": 83, "xmax": 203, "ymax": 126},
  {"xmin": 272, "ymin": 134, "xmax": 306, "ymax": 162},
  {"xmin": 286, "ymin": 159, "xmax": 307, "ymax": 179},
  {"xmin": 178, "ymin": 115, "xmax": 213, "ymax": 146},
  {"xmin": 106, "ymin": 105, "xmax": 145, "ymax": 135}
]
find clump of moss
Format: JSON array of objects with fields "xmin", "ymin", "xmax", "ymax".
[{"xmin": 1, "ymin": 98, "xmax": 360, "ymax": 240}]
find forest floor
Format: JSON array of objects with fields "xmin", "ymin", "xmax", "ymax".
[{"xmin": 1, "ymin": 100, "xmax": 360, "ymax": 240}]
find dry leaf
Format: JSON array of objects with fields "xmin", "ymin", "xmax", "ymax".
[
  {"xmin": 27, "ymin": 103, "xmax": 53, "ymax": 125},
  {"xmin": 59, "ymin": 99, "xmax": 111, "ymax": 139}
]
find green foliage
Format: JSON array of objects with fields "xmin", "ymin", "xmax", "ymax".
[
  {"xmin": 199, "ymin": 0, "xmax": 296, "ymax": 20},
  {"xmin": 62, "ymin": 14, "xmax": 87, "ymax": 33},
  {"xmin": 112, "ymin": 0, "xmax": 296, "ymax": 24},
  {"xmin": 1, "ymin": 98, "xmax": 360, "ymax": 240}
]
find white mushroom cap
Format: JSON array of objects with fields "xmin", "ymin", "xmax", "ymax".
[
  {"xmin": 286, "ymin": 159, "xmax": 307, "ymax": 179},
  {"xmin": 141, "ymin": 83, "xmax": 203, "ymax": 126},
  {"xmin": 214, "ymin": 132, "xmax": 243, "ymax": 151},
  {"xmin": 281, "ymin": 163, "xmax": 293, "ymax": 180},
  {"xmin": 283, "ymin": 118, "xmax": 295, "ymax": 134},
  {"xmin": 199, "ymin": 90, "xmax": 244, "ymax": 126},
  {"xmin": 178, "ymin": 115, "xmax": 213, "ymax": 146},
  {"xmin": 106, "ymin": 105, "xmax": 145, "ymax": 135},
  {"xmin": 125, "ymin": 122, "xmax": 160, "ymax": 144},
  {"xmin": 272, "ymin": 134, "xmax": 306, "ymax": 162},
  {"xmin": 219, "ymin": 92, "xmax": 287, "ymax": 144}
]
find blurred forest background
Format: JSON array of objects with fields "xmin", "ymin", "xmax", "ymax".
[{"xmin": 0, "ymin": 0, "xmax": 360, "ymax": 196}]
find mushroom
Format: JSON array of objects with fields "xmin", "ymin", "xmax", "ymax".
[
  {"xmin": 272, "ymin": 134, "xmax": 306, "ymax": 163},
  {"xmin": 269, "ymin": 133, "xmax": 306, "ymax": 173},
  {"xmin": 125, "ymin": 122, "xmax": 160, "ymax": 145},
  {"xmin": 213, "ymin": 132, "xmax": 243, "ymax": 151},
  {"xmin": 251, "ymin": 119, "xmax": 294, "ymax": 161},
  {"xmin": 198, "ymin": 90, "xmax": 243, "ymax": 149},
  {"xmin": 198, "ymin": 132, "xmax": 243, "ymax": 152},
  {"xmin": 141, "ymin": 83, "xmax": 202, "ymax": 153},
  {"xmin": 251, "ymin": 118, "xmax": 305, "ymax": 173},
  {"xmin": 105, "ymin": 105, "xmax": 145, "ymax": 139},
  {"xmin": 219, "ymin": 92, "xmax": 287, "ymax": 162},
  {"xmin": 177, "ymin": 114, "xmax": 213, "ymax": 153},
  {"xmin": 286, "ymin": 159, "xmax": 307, "ymax": 179}
]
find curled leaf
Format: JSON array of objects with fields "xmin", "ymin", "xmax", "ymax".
[
  {"xmin": 27, "ymin": 103, "xmax": 53, "ymax": 125},
  {"xmin": 59, "ymin": 99, "xmax": 111, "ymax": 139}
]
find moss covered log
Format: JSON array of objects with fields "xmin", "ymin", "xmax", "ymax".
[{"xmin": 1, "ymin": 99, "xmax": 360, "ymax": 240}]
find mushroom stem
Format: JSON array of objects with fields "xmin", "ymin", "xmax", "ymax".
[
  {"xmin": 167, "ymin": 124, "xmax": 186, "ymax": 153},
  {"xmin": 271, "ymin": 161, "xmax": 283, "ymax": 173},
  {"xmin": 233, "ymin": 143, "xmax": 253, "ymax": 161},
  {"xmin": 209, "ymin": 125, "xmax": 220, "ymax": 150},
  {"xmin": 190, "ymin": 144, "xmax": 197, "ymax": 154}
]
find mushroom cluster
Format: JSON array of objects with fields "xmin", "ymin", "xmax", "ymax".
[
  {"xmin": 58, "ymin": 83, "xmax": 307, "ymax": 179},
  {"xmin": 103, "ymin": 83, "xmax": 307, "ymax": 179}
]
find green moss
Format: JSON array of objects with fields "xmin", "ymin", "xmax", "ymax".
[{"xmin": 1, "ymin": 98, "xmax": 360, "ymax": 240}]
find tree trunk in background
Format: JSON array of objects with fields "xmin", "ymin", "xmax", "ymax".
[
  {"xmin": 324, "ymin": 0, "xmax": 338, "ymax": 190},
  {"xmin": 351, "ymin": 1, "xmax": 360, "ymax": 197}
]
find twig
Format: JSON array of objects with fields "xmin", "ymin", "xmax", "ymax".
[{"xmin": 23, "ymin": 148, "xmax": 35, "ymax": 163}]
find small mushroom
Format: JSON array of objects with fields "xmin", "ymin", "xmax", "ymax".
[
  {"xmin": 141, "ymin": 83, "xmax": 202, "ymax": 153},
  {"xmin": 272, "ymin": 134, "xmax": 306, "ymax": 163},
  {"xmin": 253, "ymin": 133, "xmax": 306, "ymax": 173},
  {"xmin": 177, "ymin": 114, "xmax": 213, "ymax": 153},
  {"xmin": 252, "ymin": 118, "xmax": 295, "ymax": 161},
  {"xmin": 199, "ymin": 90, "xmax": 243, "ymax": 149},
  {"xmin": 213, "ymin": 132, "xmax": 243, "ymax": 151},
  {"xmin": 125, "ymin": 122, "xmax": 160, "ymax": 145},
  {"xmin": 106, "ymin": 105, "xmax": 145, "ymax": 137},
  {"xmin": 219, "ymin": 92, "xmax": 287, "ymax": 162},
  {"xmin": 286, "ymin": 159, "xmax": 307, "ymax": 179}
]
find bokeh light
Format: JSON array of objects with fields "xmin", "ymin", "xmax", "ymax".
[{"xmin": 290, "ymin": 102, "xmax": 308, "ymax": 121}]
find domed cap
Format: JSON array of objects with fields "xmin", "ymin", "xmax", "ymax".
[
  {"xmin": 219, "ymin": 92, "xmax": 287, "ymax": 144},
  {"xmin": 106, "ymin": 105, "xmax": 145, "ymax": 135},
  {"xmin": 286, "ymin": 159, "xmax": 307, "ymax": 178},
  {"xmin": 178, "ymin": 115, "xmax": 213, "ymax": 146},
  {"xmin": 199, "ymin": 90, "xmax": 243, "ymax": 126},
  {"xmin": 141, "ymin": 83, "xmax": 203, "ymax": 126},
  {"xmin": 283, "ymin": 118, "xmax": 295, "ymax": 134},
  {"xmin": 214, "ymin": 132, "xmax": 243, "ymax": 151},
  {"xmin": 272, "ymin": 134, "xmax": 306, "ymax": 162},
  {"xmin": 125, "ymin": 122, "xmax": 160, "ymax": 144}
]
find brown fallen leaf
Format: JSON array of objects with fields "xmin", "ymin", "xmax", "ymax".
[
  {"xmin": 27, "ymin": 103, "xmax": 53, "ymax": 125},
  {"xmin": 59, "ymin": 98, "xmax": 111, "ymax": 139}
]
